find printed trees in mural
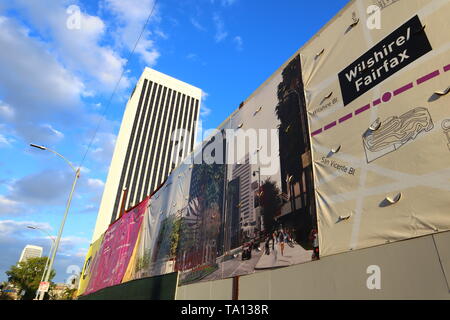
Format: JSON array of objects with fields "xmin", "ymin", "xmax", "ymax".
[
  {"xmin": 260, "ymin": 179, "xmax": 282, "ymax": 235},
  {"xmin": 177, "ymin": 160, "xmax": 225, "ymax": 271},
  {"xmin": 275, "ymin": 55, "xmax": 305, "ymax": 206},
  {"xmin": 170, "ymin": 215, "xmax": 182, "ymax": 259},
  {"xmin": 193, "ymin": 163, "xmax": 225, "ymax": 266}
]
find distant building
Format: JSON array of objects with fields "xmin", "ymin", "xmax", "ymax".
[
  {"xmin": 231, "ymin": 155, "xmax": 257, "ymax": 238},
  {"xmin": 50, "ymin": 283, "xmax": 72, "ymax": 300},
  {"xmin": 18, "ymin": 245, "xmax": 43, "ymax": 264},
  {"xmin": 92, "ymin": 68, "xmax": 202, "ymax": 241}
]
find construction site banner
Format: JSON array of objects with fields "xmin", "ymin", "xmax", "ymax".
[
  {"xmin": 117, "ymin": 54, "xmax": 319, "ymax": 287},
  {"xmin": 176, "ymin": 56, "xmax": 318, "ymax": 286},
  {"xmin": 301, "ymin": 0, "xmax": 450, "ymax": 256},
  {"xmin": 84, "ymin": 198, "xmax": 147, "ymax": 295},
  {"xmin": 123, "ymin": 162, "xmax": 192, "ymax": 282},
  {"xmin": 77, "ymin": 234, "xmax": 103, "ymax": 297}
]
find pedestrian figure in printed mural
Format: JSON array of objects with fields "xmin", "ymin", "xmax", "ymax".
[
  {"xmin": 310, "ymin": 229, "xmax": 319, "ymax": 261},
  {"xmin": 265, "ymin": 236, "xmax": 271, "ymax": 255},
  {"xmin": 271, "ymin": 232, "xmax": 275, "ymax": 251},
  {"xmin": 278, "ymin": 230, "xmax": 285, "ymax": 256}
]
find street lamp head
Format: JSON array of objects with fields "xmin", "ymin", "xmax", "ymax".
[
  {"xmin": 27, "ymin": 226, "xmax": 37, "ymax": 230},
  {"xmin": 30, "ymin": 143, "xmax": 47, "ymax": 151}
]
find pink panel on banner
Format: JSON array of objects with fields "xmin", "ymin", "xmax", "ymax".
[{"xmin": 84, "ymin": 198, "xmax": 148, "ymax": 295}]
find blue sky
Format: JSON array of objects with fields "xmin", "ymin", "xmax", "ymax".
[{"xmin": 0, "ymin": 0, "xmax": 348, "ymax": 283}]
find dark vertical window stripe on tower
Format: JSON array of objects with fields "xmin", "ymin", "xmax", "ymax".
[
  {"xmin": 140, "ymin": 83, "xmax": 164, "ymax": 199},
  {"xmin": 157, "ymin": 89, "xmax": 178, "ymax": 187},
  {"xmin": 185, "ymin": 97, "xmax": 195, "ymax": 153},
  {"xmin": 190, "ymin": 99, "xmax": 200, "ymax": 152},
  {"xmin": 143, "ymin": 85, "xmax": 167, "ymax": 196},
  {"xmin": 173, "ymin": 94, "xmax": 186, "ymax": 167},
  {"xmin": 162, "ymin": 91, "xmax": 181, "ymax": 179},
  {"xmin": 136, "ymin": 82, "xmax": 159, "ymax": 203},
  {"xmin": 124, "ymin": 81, "xmax": 155, "ymax": 210},
  {"xmin": 166, "ymin": 92, "xmax": 182, "ymax": 174},
  {"xmin": 150, "ymin": 88, "xmax": 172, "ymax": 190},
  {"xmin": 128, "ymin": 81, "xmax": 154, "ymax": 205},
  {"xmin": 180, "ymin": 96, "xmax": 191, "ymax": 160},
  {"xmin": 111, "ymin": 79, "xmax": 148, "ymax": 224}
]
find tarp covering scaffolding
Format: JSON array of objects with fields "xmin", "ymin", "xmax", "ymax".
[{"xmin": 79, "ymin": 0, "xmax": 450, "ymax": 297}]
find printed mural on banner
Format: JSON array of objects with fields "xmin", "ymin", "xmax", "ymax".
[
  {"xmin": 115, "ymin": 55, "xmax": 319, "ymax": 288},
  {"xmin": 83, "ymin": 199, "xmax": 147, "ymax": 295},
  {"xmin": 77, "ymin": 234, "xmax": 103, "ymax": 296},
  {"xmin": 303, "ymin": 0, "xmax": 450, "ymax": 256},
  {"xmin": 175, "ymin": 55, "xmax": 319, "ymax": 286}
]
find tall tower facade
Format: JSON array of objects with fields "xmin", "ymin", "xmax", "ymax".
[
  {"xmin": 92, "ymin": 68, "xmax": 202, "ymax": 241},
  {"xmin": 18, "ymin": 245, "xmax": 43, "ymax": 264},
  {"xmin": 231, "ymin": 155, "xmax": 256, "ymax": 235}
]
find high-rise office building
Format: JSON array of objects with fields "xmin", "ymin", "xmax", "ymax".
[
  {"xmin": 231, "ymin": 155, "xmax": 256, "ymax": 236},
  {"xmin": 18, "ymin": 245, "xmax": 43, "ymax": 264},
  {"xmin": 92, "ymin": 68, "xmax": 202, "ymax": 241}
]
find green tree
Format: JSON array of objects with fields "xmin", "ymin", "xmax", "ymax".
[
  {"xmin": 260, "ymin": 179, "xmax": 282, "ymax": 235},
  {"xmin": 61, "ymin": 287, "xmax": 77, "ymax": 300},
  {"xmin": 170, "ymin": 217, "xmax": 181, "ymax": 259},
  {"xmin": 5, "ymin": 257, "xmax": 55, "ymax": 300}
]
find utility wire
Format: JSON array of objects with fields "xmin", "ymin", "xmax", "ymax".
[{"xmin": 78, "ymin": 0, "xmax": 159, "ymax": 169}]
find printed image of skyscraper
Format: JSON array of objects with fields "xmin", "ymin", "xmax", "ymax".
[{"xmin": 231, "ymin": 155, "xmax": 257, "ymax": 239}]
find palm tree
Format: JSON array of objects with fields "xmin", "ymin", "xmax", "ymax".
[{"xmin": 275, "ymin": 55, "xmax": 307, "ymax": 209}]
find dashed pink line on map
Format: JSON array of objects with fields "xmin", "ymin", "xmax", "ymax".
[{"xmin": 311, "ymin": 64, "xmax": 448, "ymax": 137}]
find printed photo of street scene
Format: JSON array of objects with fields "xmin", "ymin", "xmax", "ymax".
[{"xmin": 176, "ymin": 55, "xmax": 319, "ymax": 285}]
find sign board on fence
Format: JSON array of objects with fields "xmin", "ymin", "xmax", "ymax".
[{"xmin": 38, "ymin": 281, "xmax": 50, "ymax": 293}]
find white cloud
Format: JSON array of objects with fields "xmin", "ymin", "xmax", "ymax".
[
  {"xmin": 186, "ymin": 53, "xmax": 198, "ymax": 61},
  {"xmin": 75, "ymin": 247, "xmax": 88, "ymax": 258},
  {"xmin": 155, "ymin": 29, "xmax": 168, "ymax": 39},
  {"xmin": 79, "ymin": 166, "xmax": 91, "ymax": 174},
  {"xmin": 222, "ymin": 0, "xmax": 237, "ymax": 5},
  {"xmin": 0, "ymin": 220, "xmax": 51, "ymax": 237},
  {"xmin": 190, "ymin": 17, "xmax": 206, "ymax": 31},
  {"xmin": 0, "ymin": 220, "xmax": 89, "ymax": 282},
  {"xmin": 0, "ymin": 101, "xmax": 15, "ymax": 121},
  {"xmin": 15, "ymin": 123, "xmax": 64, "ymax": 146},
  {"xmin": 233, "ymin": 36, "xmax": 243, "ymax": 51},
  {"xmin": 0, "ymin": 196, "xmax": 21, "ymax": 215},
  {"xmin": 90, "ymin": 132, "xmax": 117, "ymax": 166},
  {"xmin": 194, "ymin": 92, "xmax": 212, "ymax": 147},
  {"xmin": 8, "ymin": 0, "xmax": 130, "ymax": 93},
  {"xmin": 0, "ymin": 132, "xmax": 14, "ymax": 148},
  {"xmin": 103, "ymin": 0, "xmax": 161, "ymax": 66},
  {"xmin": 87, "ymin": 178, "xmax": 105, "ymax": 189},
  {"xmin": 6, "ymin": 169, "xmax": 74, "ymax": 206},
  {"xmin": 210, "ymin": 0, "xmax": 238, "ymax": 7},
  {"xmin": 0, "ymin": 16, "xmax": 84, "ymax": 120},
  {"xmin": 213, "ymin": 14, "xmax": 228, "ymax": 43}
]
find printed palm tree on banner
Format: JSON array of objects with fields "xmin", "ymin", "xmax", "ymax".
[{"xmin": 275, "ymin": 55, "xmax": 306, "ymax": 209}]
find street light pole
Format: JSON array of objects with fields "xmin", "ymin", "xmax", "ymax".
[
  {"xmin": 30, "ymin": 144, "xmax": 80, "ymax": 300},
  {"xmin": 27, "ymin": 226, "xmax": 56, "ymax": 300}
]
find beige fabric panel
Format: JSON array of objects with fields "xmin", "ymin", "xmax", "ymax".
[
  {"xmin": 175, "ymin": 278, "xmax": 233, "ymax": 300},
  {"xmin": 432, "ymin": 232, "xmax": 450, "ymax": 291},
  {"xmin": 301, "ymin": 0, "xmax": 450, "ymax": 256},
  {"xmin": 238, "ymin": 234, "xmax": 450, "ymax": 300}
]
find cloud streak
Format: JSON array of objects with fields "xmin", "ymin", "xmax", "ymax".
[{"xmin": 213, "ymin": 14, "xmax": 228, "ymax": 43}]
